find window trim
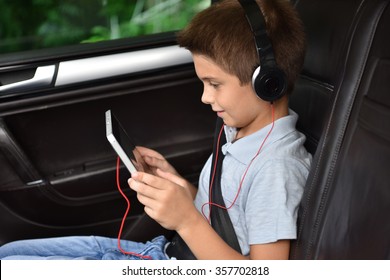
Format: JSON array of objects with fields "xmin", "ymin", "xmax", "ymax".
[{"xmin": 55, "ymin": 45, "xmax": 192, "ymax": 87}]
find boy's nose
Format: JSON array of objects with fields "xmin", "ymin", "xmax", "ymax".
[{"xmin": 201, "ymin": 88, "xmax": 214, "ymax": 105}]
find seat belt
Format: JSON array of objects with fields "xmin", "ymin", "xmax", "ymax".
[
  {"xmin": 209, "ymin": 117, "xmax": 242, "ymax": 254},
  {"xmin": 166, "ymin": 117, "xmax": 241, "ymax": 259}
]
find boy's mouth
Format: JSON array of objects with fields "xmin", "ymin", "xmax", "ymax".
[{"xmin": 216, "ymin": 111, "xmax": 224, "ymax": 117}]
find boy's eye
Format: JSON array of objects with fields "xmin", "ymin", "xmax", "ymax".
[{"xmin": 209, "ymin": 82, "xmax": 219, "ymax": 89}]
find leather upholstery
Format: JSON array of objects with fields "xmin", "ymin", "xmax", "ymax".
[{"xmin": 289, "ymin": 0, "xmax": 390, "ymax": 259}]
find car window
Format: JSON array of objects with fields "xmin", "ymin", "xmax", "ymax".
[{"xmin": 0, "ymin": 0, "xmax": 211, "ymax": 54}]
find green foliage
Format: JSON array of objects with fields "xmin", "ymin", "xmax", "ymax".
[{"xmin": 0, "ymin": 0, "xmax": 210, "ymax": 53}]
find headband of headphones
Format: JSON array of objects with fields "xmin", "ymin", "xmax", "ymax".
[{"xmin": 238, "ymin": 0, "xmax": 287, "ymax": 102}]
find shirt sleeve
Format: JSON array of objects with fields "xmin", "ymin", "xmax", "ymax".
[
  {"xmin": 194, "ymin": 155, "xmax": 213, "ymax": 215},
  {"xmin": 244, "ymin": 157, "xmax": 307, "ymax": 245}
]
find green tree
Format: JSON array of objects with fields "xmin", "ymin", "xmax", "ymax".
[{"xmin": 0, "ymin": 0, "xmax": 210, "ymax": 53}]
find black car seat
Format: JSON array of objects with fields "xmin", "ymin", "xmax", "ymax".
[{"xmin": 289, "ymin": 0, "xmax": 390, "ymax": 259}]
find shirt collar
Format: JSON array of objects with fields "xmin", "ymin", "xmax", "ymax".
[{"xmin": 221, "ymin": 109, "xmax": 299, "ymax": 164}]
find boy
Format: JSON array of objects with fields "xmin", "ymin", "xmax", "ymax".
[{"xmin": 0, "ymin": 0, "xmax": 311, "ymax": 260}]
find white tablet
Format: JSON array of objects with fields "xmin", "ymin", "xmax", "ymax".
[{"xmin": 105, "ymin": 109, "xmax": 148, "ymax": 176}]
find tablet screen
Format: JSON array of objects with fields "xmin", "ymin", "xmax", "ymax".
[{"xmin": 107, "ymin": 110, "xmax": 149, "ymax": 173}]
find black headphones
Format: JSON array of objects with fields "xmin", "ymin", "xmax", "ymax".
[{"xmin": 238, "ymin": 0, "xmax": 287, "ymax": 102}]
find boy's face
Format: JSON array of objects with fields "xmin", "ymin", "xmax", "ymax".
[{"xmin": 193, "ymin": 54, "xmax": 271, "ymax": 136}]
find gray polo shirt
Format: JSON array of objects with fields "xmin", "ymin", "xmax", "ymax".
[{"xmin": 194, "ymin": 110, "xmax": 312, "ymax": 256}]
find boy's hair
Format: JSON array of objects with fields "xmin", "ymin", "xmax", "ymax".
[{"xmin": 177, "ymin": 0, "xmax": 306, "ymax": 95}]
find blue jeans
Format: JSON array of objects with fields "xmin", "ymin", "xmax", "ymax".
[{"xmin": 0, "ymin": 235, "xmax": 170, "ymax": 260}]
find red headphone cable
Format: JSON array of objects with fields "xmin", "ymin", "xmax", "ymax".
[
  {"xmin": 115, "ymin": 156, "xmax": 152, "ymax": 259},
  {"xmin": 202, "ymin": 103, "xmax": 275, "ymax": 222}
]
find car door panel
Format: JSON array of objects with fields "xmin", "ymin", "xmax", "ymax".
[{"xmin": 0, "ymin": 42, "xmax": 216, "ymax": 245}]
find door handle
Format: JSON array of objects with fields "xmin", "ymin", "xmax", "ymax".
[{"xmin": 0, "ymin": 65, "xmax": 56, "ymax": 94}]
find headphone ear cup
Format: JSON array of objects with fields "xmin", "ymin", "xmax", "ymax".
[{"xmin": 252, "ymin": 66, "xmax": 287, "ymax": 102}]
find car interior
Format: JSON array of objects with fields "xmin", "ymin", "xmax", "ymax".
[{"xmin": 0, "ymin": 0, "xmax": 389, "ymax": 259}]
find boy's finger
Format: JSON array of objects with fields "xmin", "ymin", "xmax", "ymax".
[
  {"xmin": 156, "ymin": 169, "xmax": 187, "ymax": 188},
  {"xmin": 128, "ymin": 178, "xmax": 159, "ymax": 200},
  {"xmin": 136, "ymin": 146, "xmax": 165, "ymax": 160},
  {"xmin": 143, "ymin": 156, "xmax": 165, "ymax": 169},
  {"xmin": 131, "ymin": 171, "xmax": 166, "ymax": 190}
]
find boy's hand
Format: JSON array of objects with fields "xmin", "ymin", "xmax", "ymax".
[
  {"xmin": 136, "ymin": 146, "xmax": 179, "ymax": 177},
  {"xmin": 128, "ymin": 170, "xmax": 198, "ymax": 231}
]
